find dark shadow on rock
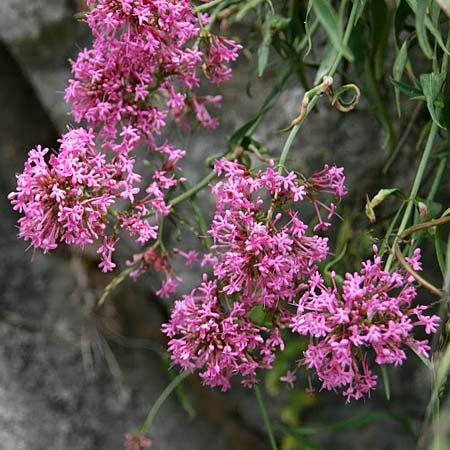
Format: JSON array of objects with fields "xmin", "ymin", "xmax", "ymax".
[{"xmin": 0, "ymin": 39, "xmax": 59, "ymax": 190}]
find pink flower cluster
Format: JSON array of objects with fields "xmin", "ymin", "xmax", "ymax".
[
  {"xmin": 10, "ymin": 0, "xmax": 241, "ymax": 282},
  {"xmin": 163, "ymin": 158, "xmax": 346, "ymax": 390},
  {"xmin": 164, "ymin": 159, "xmax": 439, "ymax": 398},
  {"xmin": 162, "ymin": 276, "xmax": 284, "ymax": 391},
  {"xmin": 9, "ymin": 128, "xmax": 184, "ymax": 272},
  {"xmin": 291, "ymin": 248, "xmax": 439, "ymax": 400},
  {"xmin": 210, "ymin": 158, "xmax": 331, "ymax": 307},
  {"xmin": 66, "ymin": 0, "xmax": 241, "ymax": 145},
  {"xmin": 9, "ymin": 129, "xmax": 118, "ymax": 253}
]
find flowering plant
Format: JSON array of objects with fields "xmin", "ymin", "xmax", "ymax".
[{"xmin": 9, "ymin": 0, "xmax": 450, "ymax": 449}]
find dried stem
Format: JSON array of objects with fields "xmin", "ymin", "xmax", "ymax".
[{"xmin": 395, "ymin": 216, "xmax": 450, "ymax": 297}]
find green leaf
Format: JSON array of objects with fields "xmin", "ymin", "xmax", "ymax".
[
  {"xmin": 235, "ymin": 0, "xmax": 261, "ymax": 21},
  {"xmin": 391, "ymin": 79, "xmax": 424, "ymax": 99},
  {"xmin": 393, "ymin": 40, "xmax": 409, "ymax": 116},
  {"xmin": 365, "ymin": 188, "xmax": 405, "ymax": 223},
  {"xmin": 314, "ymin": 42, "xmax": 335, "ymax": 83},
  {"xmin": 279, "ymin": 411, "xmax": 417, "ymax": 442},
  {"xmin": 416, "ymin": 0, "xmax": 433, "ymax": 59},
  {"xmin": 269, "ymin": 13, "xmax": 291, "ymax": 32},
  {"xmin": 406, "ymin": 0, "xmax": 450, "ymax": 55},
  {"xmin": 257, "ymin": 13, "xmax": 291, "ymax": 77},
  {"xmin": 350, "ymin": 22, "xmax": 396, "ymax": 153},
  {"xmin": 370, "ymin": 0, "xmax": 392, "ymax": 80},
  {"xmin": 258, "ymin": 17, "xmax": 272, "ymax": 77},
  {"xmin": 436, "ymin": 344, "xmax": 450, "ymax": 393},
  {"xmin": 311, "ymin": 0, "xmax": 353, "ymax": 61},
  {"xmin": 443, "ymin": 87, "xmax": 450, "ymax": 140},
  {"xmin": 420, "ymin": 72, "xmax": 446, "ymax": 128},
  {"xmin": 435, "ymin": 227, "xmax": 446, "ymax": 276},
  {"xmin": 248, "ymin": 305, "xmax": 273, "ymax": 327},
  {"xmin": 303, "ymin": 0, "xmax": 314, "ymax": 58}
]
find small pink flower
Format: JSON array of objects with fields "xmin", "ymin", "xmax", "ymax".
[
  {"xmin": 280, "ymin": 370, "xmax": 297, "ymax": 388},
  {"xmin": 124, "ymin": 433, "xmax": 152, "ymax": 450}
]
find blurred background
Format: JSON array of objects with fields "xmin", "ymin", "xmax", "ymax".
[{"xmin": 0, "ymin": 1, "xmax": 442, "ymax": 449}]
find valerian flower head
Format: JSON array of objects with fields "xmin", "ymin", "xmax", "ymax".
[
  {"xmin": 11, "ymin": 1, "xmax": 241, "ymax": 289},
  {"xmin": 290, "ymin": 248, "xmax": 439, "ymax": 400},
  {"xmin": 66, "ymin": 0, "xmax": 241, "ymax": 146},
  {"xmin": 9, "ymin": 129, "xmax": 119, "ymax": 254},
  {"xmin": 164, "ymin": 159, "xmax": 347, "ymax": 389},
  {"xmin": 162, "ymin": 276, "xmax": 284, "ymax": 391},
  {"xmin": 209, "ymin": 159, "xmax": 340, "ymax": 307}
]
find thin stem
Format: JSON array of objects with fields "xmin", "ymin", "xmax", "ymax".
[
  {"xmin": 395, "ymin": 216, "xmax": 450, "ymax": 297},
  {"xmin": 191, "ymin": 197, "xmax": 213, "ymax": 249},
  {"xmin": 254, "ymin": 385, "xmax": 278, "ymax": 450},
  {"xmin": 195, "ymin": 0, "xmax": 228, "ymax": 12},
  {"xmin": 329, "ymin": 0, "xmax": 363, "ymax": 75},
  {"xmin": 294, "ymin": 19, "xmax": 320, "ymax": 53},
  {"xmin": 427, "ymin": 155, "xmax": 449, "ymax": 203},
  {"xmin": 277, "ymin": 97, "xmax": 320, "ymax": 173},
  {"xmin": 139, "ymin": 371, "xmax": 191, "ymax": 435},
  {"xmin": 158, "ymin": 217, "xmax": 166, "ymax": 252},
  {"xmin": 444, "ymin": 229, "xmax": 450, "ymax": 293},
  {"xmin": 277, "ymin": 0, "xmax": 364, "ymax": 173},
  {"xmin": 170, "ymin": 171, "xmax": 217, "ymax": 207},
  {"xmin": 441, "ymin": 29, "xmax": 450, "ymax": 75},
  {"xmin": 385, "ymin": 121, "xmax": 439, "ymax": 271}
]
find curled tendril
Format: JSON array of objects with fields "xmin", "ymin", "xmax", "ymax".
[
  {"xmin": 278, "ymin": 77, "xmax": 361, "ymax": 134},
  {"xmin": 277, "ymin": 75, "xmax": 333, "ymax": 133},
  {"xmin": 326, "ymin": 83, "xmax": 361, "ymax": 113}
]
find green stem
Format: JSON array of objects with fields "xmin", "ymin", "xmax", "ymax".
[
  {"xmin": 385, "ymin": 121, "xmax": 439, "ymax": 271},
  {"xmin": 277, "ymin": 99, "xmax": 318, "ymax": 172},
  {"xmin": 294, "ymin": 18, "xmax": 320, "ymax": 53},
  {"xmin": 195, "ymin": 0, "xmax": 228, "ymax": 12},
  {"xmin": 139, "ymin": 371, "xmax": 191, "ymax": 435},
  {"xmin": 158, "ymin": 217, "xmax": 166, "ymax": 252},
  {"xmin": 385, "ymin": 29, "xmax": 450, "ymax": 271},
  {"xmin": 254, "ymin": 385, "xmax": 278, "ymax": 450},
  {"xmin": 329, "ymin": 0, "xmax": 363, "ymax": 75},
  {"xmin": 192, "ymin": 197, "xmax": 213, "ymax": 249},
  {"xmin": 277, "ymin": 0, "xmax": 364, "ymax": 173},
  {"xmin": 427, "ymin": 155, "xmax": 449, "ymax": 203},
  {"xmin": 170, "ymin": 171, "xmax": 217, "ymax": 207}
]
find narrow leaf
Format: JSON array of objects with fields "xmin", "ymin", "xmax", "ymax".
[
  {"xmin": 393, "ymin": 40, "xmax": 409, "ymax": 117},
  {"xmin": 420, "ymin": 72, "xmax": 446, "ymax": 128},
  {"xmin": 312, "ymin": 0, "xmax": 354, "ymax": 61},
  {"xmin": 406, "ymin": 0, "xmax": 450, "ymax": 55},
  {"xmin": 435, "ymin": 227, "xmax": 446, "ymax": 276},
  {"xmin": 258, "ymin": 17, "xmax": 272, "ymax": 77},
  {"xmin": 416, "ymin": 0, "xmax": 433, "ymax": 59},
  {"xmin": 391, "ymin": 79, "xmax": 424, "ymax": 99}
]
